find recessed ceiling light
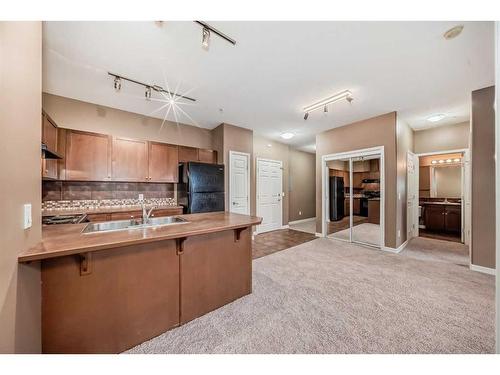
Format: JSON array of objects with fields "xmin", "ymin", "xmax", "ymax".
[
  {"xmin": 280, "ymin": 132, "xmax": 295, "ymax": 140},
  {"xmin": 444, "ymin": 25, "xmax": 464, "ymax": 40},
  {"xmin": 427, "ymin": 113, "xmax": 446, "ymax": 123}
]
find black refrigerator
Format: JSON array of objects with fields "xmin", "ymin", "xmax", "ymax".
[
  {"xmin": 329, "ymin": 176, "xmax": 344, "ymax": 221},
  {"xmin": 178, "ymin": 162, "xmax": 225, "ymax": 214}
]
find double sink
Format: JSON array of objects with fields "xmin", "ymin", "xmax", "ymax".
[{"xmin": 82, "ymin": 216, "xmax": 188, "ymax": 234}]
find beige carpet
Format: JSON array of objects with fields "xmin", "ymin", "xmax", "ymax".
[
  {"xmin": 330, "ymin": 222, "xmax": 381, "ymax": 246},
  {"xmin": 127, "ymin": 237, "xmax": 494, "ymax": 354}
]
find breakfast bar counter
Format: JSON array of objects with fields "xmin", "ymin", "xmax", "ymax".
[{"xmin": 18, "ymin": 212, "xmax": 262, "ymax": 354}]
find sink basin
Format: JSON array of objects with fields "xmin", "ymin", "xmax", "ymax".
[{"xmin": 82, "ymin": 216, "xmax": 188, "ymax": 234}]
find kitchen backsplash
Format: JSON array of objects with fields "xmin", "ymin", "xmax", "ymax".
[
  {"xmin": 42, "ymin": 197, "xmax": 177, "ymax": 210},
  {"xmin": 42, "ymin": 181, "xmax": 175, "ymax": 201}
]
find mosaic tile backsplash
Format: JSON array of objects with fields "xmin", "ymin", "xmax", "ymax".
[
  {"xmin": 42, "ymin": 181, "xmax": 175, "ymax": 202},
  {"xmin": 42, "ymin": 197, "xmax": 177, "ymax": 210}
]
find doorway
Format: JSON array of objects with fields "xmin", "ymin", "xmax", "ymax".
[
  {"xmin": 229, "ymin": 151, "xmax": 250, "ymax": 215},
  {"xmin": 408, "ymin": 149, "xmax": 471, "ymax": 245},
  {"xmin": 322, "ymin": 147, "xmax": 384, "ymax": 248},
  {"xmin": 256, "ymin": 158, "xmax": 283, "ymax": 234}
]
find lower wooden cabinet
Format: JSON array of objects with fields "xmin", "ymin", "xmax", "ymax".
[
  {"xmin": 424, "ymin": 204, "xmax": 461, "ymax": 233},
  {"xmin": 86, "ymin": 213, "xmax": 111, "ymax": 222},
  {"xmin": 87, "ymin": 208, "xmax": 183, "ymax": 222}
]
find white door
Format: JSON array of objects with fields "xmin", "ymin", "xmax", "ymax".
[
  {"xmin": 256, "ymin": 158, "xmax": 283, "ymax": 233},
  {"xmin": 229, "ymin": 151, "xmax": 250, "ymax": 215},
  {"xmin": 407, "ymin": 151, "xmax": 419, "ymax": 239}
]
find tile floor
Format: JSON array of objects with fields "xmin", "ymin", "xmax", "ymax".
[{"xmin": 252, "ymin": 229, "xmax": 317, "ymax": 259}]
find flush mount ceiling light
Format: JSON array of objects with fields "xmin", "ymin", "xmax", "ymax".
[
  {"xmin": 194, "ymin": 21, "xmax": 236, "ymax": 51},
  {"xmin": 303, "ymin": 90, "xmax": 353, "ymax": 120},
  {"xmin": 444, "ymin": 25, "xmax": 464, "ymax": 40},
  {"xmin": 108, "ymin": 73, "xmax": 196, "ymax": 102},
  {"xmin": 427, "ymin": 113, "xmax": 446, "ymax": 123},
  {"xmin": 280, "ymin": 132, "xmax": 295, "ymax": 140}
]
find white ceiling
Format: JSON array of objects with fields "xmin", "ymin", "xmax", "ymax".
[{"xmin": 43, "ymin": 21, "xmax": 494, "ymax": 152}]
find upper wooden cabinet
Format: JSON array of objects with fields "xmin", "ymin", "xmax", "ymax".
[
  {"xmin": 41, "ymin": 113, "xmax": 59, "ymax": 180},
  {"xmin": 178, "ymin": 146, "xmax": 199, "ymax": 162},
  {"xmin": 112, "ymin": 137, "xmax": 149, "ymax": 182},
  {"xmin": 198, "ymin": 149, "xmax": 217, "ymax": 164},
  {"xmin": 148, "ymin": 142, "xmax": 178, "ymax": 183},
  {"xmin": 66, "ymin": 130, "xmax": 111, "ymax": 181}
]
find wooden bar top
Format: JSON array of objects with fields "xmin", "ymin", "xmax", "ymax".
[{"xmin": 19, "ymin": 212, "xmax": 262, "ymax": 263}]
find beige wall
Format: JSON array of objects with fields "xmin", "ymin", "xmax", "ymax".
[
  {"xmin": 43, "ymin": 93, "xmax": 213, "ymax": 149},
  {"xmin": 253, "ymin": 136, "xmax": 290, "ymax": 225},
  {"xmin": 0, "ymin": 22, "xmax": 42, "ymax": 353},
  {"xmin": 316, "ymin": 112, "xmax": 399, "ymax": 248},
  {"xmin": 413, "ymin": 122, "xmax": 470, "ymax": 154},
  {"xmin": 289, "ymin": 149, "xmax": 316, "ymax": 221},
  {"xmin": 211, "ymin": 123, "xmax": 254, "ymax": 211},
  {"xmin": 471, "ymin": 86, "xmax": 496, "ymax": 269},
  {"xmin": 396, "ymin": 118, "xmax": 414, "ymax": 246}
]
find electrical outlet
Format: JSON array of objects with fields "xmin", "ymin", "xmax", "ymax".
[
  {"xmin": 138, "ymin": 194, "xmax": 144, "ymax": 201},
  {"xmin": 23, "ymin": 203, "xmax": 32, "ymax": 229},
  {"xmin": 299, "ymin": 211, "xmax": 302, "ymax": 216}
]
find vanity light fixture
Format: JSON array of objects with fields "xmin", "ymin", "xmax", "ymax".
[
  {"xmin": 108, "ymin": 73, "xmax": 196, "ymax": 102},
  {"xmin": 303, "ymin": 90, "xmax": 353, "ymax": 120},
  {"xmin": 446, "ymin": 159, "xmax": 452, "ymax": 163},
  {"xmin": 431, "ymin": 160, "xmax": 437, "ymax": 164},
  {"xmin": 438, "ymin": 160, "xmax": 445, "ymax": 164},
  {"xmin": 427, "ymin": 113, "xmax": 446, "ymax": 123},
  {"xmin": 280, "ymin": 132, "xmax": 295, "ymax": 140},
  {"xmin": 453, "ymin": 158, "xmax": 461, "ymax": 162}
]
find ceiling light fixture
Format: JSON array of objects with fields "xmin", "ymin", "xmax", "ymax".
[
  {"xmin": 145, "ymin": 86, "xmax": 152, "ymax": 100},
  {"xmin": 427, "ymin": 113, "xmax": 446, "ymax": 123},
  {"xmin": 303, "ymin": 90, "xmax": 353, "ymax": 120},
  {"xmin": 444, "ymin": 25, "xmax": 464, "ymax": 40},
  {"xmin": 446, "ymin": 159, "xmax": 452, "ymax": 163},
  {"xmin": 453, "ymin": 158, "xmax": 461, "ymax": 162},
  {"xmin": 324, "ymin": 105, "xmax": 328, "ymax": 113},
  {"xmin": 280, "ymin": 132, "xmax": 295, "ymax": 140},
  {"xmin": 201, "ymin": 27, "xmax": 210, "ymax": 50},
  {"xmin": 108, "ymin": 73, "xmax": 196, "ymax": 102},
  {"xmin": 431, "ymin": 160, "xmax": 437, "ymax": 164},
  {"xmin": 114, "ymin": 77, "xmax": 122, "ymax": 92},
  {"xmin": 194, "ymin": 21, "xmax": 236, "ymax": 49}
]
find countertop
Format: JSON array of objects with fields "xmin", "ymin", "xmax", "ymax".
[
  {"xmin": 42, "ymin": 205, "xmax": 184, "ymax": 217},
  {"xmin": 19, "ymin": 212, "xmax": 262, "ymax": 263},
  {"xmin": 420, "ymin": 201, "xmax": 461, "ymax": 206}
]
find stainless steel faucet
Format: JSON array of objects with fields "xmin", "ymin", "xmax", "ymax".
[{"xmin": 141, "ymin": 202, "xmax": 156, "ymax": 224}]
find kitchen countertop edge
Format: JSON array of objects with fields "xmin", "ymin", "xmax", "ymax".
[{"xmin": 19, "ymin": 212, "xmax": 262, "ymax": 263}]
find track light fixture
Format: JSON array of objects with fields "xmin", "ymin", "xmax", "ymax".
[
  {"xmin": 194, "ymin": 21, "xmax": 236, "ymax": 50},
  {"xmin": 114, "ymin": 77, "xmax": 122, "ymax": 92},
  {"xmin": 202, "ymin": 27, "xmax": 210, "ymax": 50},
  {"xmin": 108, "ymin": 73, "xmax": 196, "ymax": 102},
  {"xmin": 303, "ymin": 90, "xmax": 353, "ymax": 120}
]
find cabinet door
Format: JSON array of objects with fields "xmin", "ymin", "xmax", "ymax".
[
  {"xmin": 66, "ymin": 130, "xmax": 111, "ymax": 181},
  {"xmin": 42, "ymin": 114, "xmax": 59, "ymax": 179},
  {"xmin": 424, "ymin": 205, "xmax": 445, "ymax": 231},
  {"xmin": 112, "ymin": 137, "xmax": 148, "ymax": 182},
  {"xmin": 178, "ymin": 146, "xmax": 199, "ymax": 163},
  {"xmin": 445, "ymin": 206, "xmax": 461, "ymax": 234},
  {"xmin": 151, "ymin": 208, "xmax": 183, "ymax": 218},
  {"xmin": 352, "ymin": 173, "xmax": 363, "ymax": 188},
  {"xmin": 148, "ymin": 142, "xmax": 178, "ymax": 182},
  {"xmin": 198, "ymin": 149, "xmax": 217, "ymax": 164},
  {"xmin": 353, "ymin": 198, "xmax": 361, "ymax": 215},
  {"xmin": 87, "ymin": 213, "xmax": 111, "ymax": 222},
  {"xmin": 180, "ymin": 228, "xmax": 251, "ymax": 324}
]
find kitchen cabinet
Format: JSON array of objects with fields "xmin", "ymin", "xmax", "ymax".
[
  {"xmin": 110, "ymin": 210, "xmax": 142, "ymax": 221},
  {"xmin": 112, "ymin": 137, "xmax": 149, "ymax": 182},
  {"xmin": 424, "ymin": 204, "xmax": 461, "ymax": 233},
  {"xmin": 352, "ymin": 173, "xmax": 364, "ymax": 189},
  {"xmin": 198, "ymin": 149, "xmax": 218, "ymax": 164},
  {"xmin": 42, "ymin": 113, "xmax": 59, "ymax": 180},
  {"xmin": 86, "ymin": 213, "xmax": 111, "ymax": 222},
  {"xmin": 148, "ymin": 142, "xmax": 179, "ymax": 182},
  {"xmin": 66, "ymin": 130, "xmax": 111, "ymax": 181},
  {"xmin": 368, "ymin": 200, "xmax": 380, "ymax": 224},
  {"xmin": 353, "ymin": 198, "xmax": 361, "ymax": 215},
  {"xmin": 88, "ymin": 207, "xmax": 183, "ymax": 222},
  {"xmin": 180, "ymin": 229, "xmax": 251, "ymax": 324},
  {"xmin": 178, "ymin": 146, "xmax": 199, "ymax": 162}
]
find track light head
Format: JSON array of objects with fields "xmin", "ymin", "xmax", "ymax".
[
  {"xmin": 346, "ymin": 95, "xmax": 354, "ymax": 104},
  {"xmin": 202, "ymin": 27, "xmax": 210, "ymax": 50},
  {"xmin": 304, "ymin": 112, "xmax": 309, "ymax": 120},
  {"xmin": 145, "ymin": 86, "xmax": 152, "ymax": 100},
  {"xmin": 114, "ymin": 77, "xmax": 122, "ymax": 92},
  {"xmin": 324, "ymin": 105, "xmax": 328, "ymax": 113}
]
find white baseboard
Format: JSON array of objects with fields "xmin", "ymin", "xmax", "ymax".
[
  {"xmin": 281, "ymin": 225, "xmax": 289, "ymax": 229},
  {"xmin": 288, "ymin": 217, "xmax": 316, "ymax": 225},
  {"xmin": 382, "ymin": 240, "xmax": 408, "ymax": 254},
  {"xmin": 470, "ymin": 264, "xmax": 496, "ymax": 275},
  {"xmin": 315, "ymin": 232, "xmax": 323, "ymax": 237}
]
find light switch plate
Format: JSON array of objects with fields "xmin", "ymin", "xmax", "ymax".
[
  {"xmin": 138, "ymin": 194, "xmax": 144, "ymax": 201},
  {"xmin": 23, "ymin": 203, "xmax": 32, "ymax": 229}
]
